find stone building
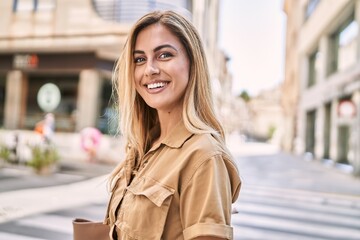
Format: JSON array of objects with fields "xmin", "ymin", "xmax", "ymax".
[
  {"xmin": 283, "ymin": 0, "xmax": 360, "ymax": 175},
  {"xmin": 0, "ymin": 0, "xmax": 224, "ymax": 132},
  {"xmin": 0, "ymin": 0, "xmax": 130, "ymax": 133},
  {"xmin": 248, "ymin": 86, "xmax": 285, "ymax": 144},
  {"xmin": 0, "ymin": 0, "xmax": 227, "ymax": 161}
]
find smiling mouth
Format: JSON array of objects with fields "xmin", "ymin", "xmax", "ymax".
[{"xmin": 146, "ymin": 82, "xmax": 168, "ymax": 89}]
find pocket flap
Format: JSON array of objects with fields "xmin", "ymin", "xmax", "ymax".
[{"xmin": 127, "ymin": 177, "xmax": 174, "ymax": 207}]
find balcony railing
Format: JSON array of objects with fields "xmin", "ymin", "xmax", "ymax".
[{"xmin": 92, "ymin": 0, "xmax": 191, "ymax": 23}]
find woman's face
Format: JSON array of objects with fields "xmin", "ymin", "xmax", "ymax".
[{"xmin": 133, "ymin": 23, "xmax": 190, "ymax": 114}]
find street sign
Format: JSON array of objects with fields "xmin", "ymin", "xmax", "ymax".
[
  {"xmin": 37, "ymin": 83, "xmax": 61, "ymax": 112},
  {"xmin": 338, "ymin": 100, "xmax": 356, "ymax": 118},
  {"xmin": 13, "ymin": 54, "xmax": 39, "ymax": 69}
]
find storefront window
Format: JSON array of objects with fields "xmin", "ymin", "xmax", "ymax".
[
  {"xmin": 337, "ymin": 96, "xmax": 354, "ymax": 164},
  {"xmin": 305, "ymin": 109, "xmax": 316, "ymax": 155},
  {"xmin": 323, "ymin": 102, "xmax": 331, "ymax": 159},
  {"xmin": 97, "ymin": 79, "xmax": 118, "ymax": 135},
  {"xmin": 13, "ymin": 0, "xmax": 34, "ymax": 12},
  {"xmin": 13, "ymin": 0, "xmax": 56, "ymax": 12},
  {"xmin": 26, "ymin": 75, "xmax": 78, "ymax": 132},
  {"xmin": 338, "ymin": 20, "xmax": 358, "ymax": 71},
  {"xmin": 0, "ymin": 76, "xmax": 6, "ymax": 127},
  {"xmin": 328, "ymin": 16, "xmax": 358, "ymax": 75},
  {"xmin": 308, "ymin": 49, "xmax": 320, "ymax": 88}
]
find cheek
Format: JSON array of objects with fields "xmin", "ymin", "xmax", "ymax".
[
  {"xmin": 134, "ymin": 68, "xmax": 143, "ymax": 87},
  {"xmin": 178, "ymin": 61, "xmax": 190, "ymax": 85}
]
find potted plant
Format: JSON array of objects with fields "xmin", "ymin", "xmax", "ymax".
[
  {"xmin": 28, "ymin": 144, "xmax": 59, "ymax": 175},
  {"xmin": 0, "ymin": 145, "xmax": 11, "ymax": 168}
]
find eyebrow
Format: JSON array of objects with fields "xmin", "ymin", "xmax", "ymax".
[{"xmin": 133, "ymin": 44, "xmax": 178, "ymax": 55}]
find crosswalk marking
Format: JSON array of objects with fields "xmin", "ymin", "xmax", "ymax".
[
  {"xmin": 232, "ymin": 212, "xmax": 360, "ymax": 239},
  {"xmin": 235, "ymin": 202, "xmax": 360, "ymax": 227},
  {"xmin": 0, "ymin": 232, "xmax": 45, "ymax": 240},
  {"xmin": 243, "ymin": 184, "xmax": 360, "ymax": 207},
  {"xmin": 232, "ymin": 184, "xmax": 360, "ymax": 240},
  {"xmin": 232, "ymin": 225, "xmax": 325, "ymax": 240},
  {"xmin": 18, "ymin": 215, "xmax": 74, "ymax": 234},
  {"xmin": 240, "ymin": 185, "xmax": 360, "ymax": 217},
  {"xmin": 239, "ymin": 194, "xmax": 360, "ymax": 218},
  {"xmin": 0, "ymin": 185, "xmax": 359, "ymax": 240},
  {"xmin": 2, "ymin": 187, "xmax": 358, "ymax": 240},
  {"xmin": 71, "ymin": 204, "xmax": 107, "ymax": 217},
  {"xmin": 0, "ymin": 203, "xmax": 106, "ymax": 240}
]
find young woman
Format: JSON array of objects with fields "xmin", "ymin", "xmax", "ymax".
[{"xmin": 105, "ymin": 10, "xmax": 241, "ymax": 240}]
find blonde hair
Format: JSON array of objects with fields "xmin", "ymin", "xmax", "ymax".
[{"xmin": 110, "ymin": 10, "xmax": 226, "ymax": 182}]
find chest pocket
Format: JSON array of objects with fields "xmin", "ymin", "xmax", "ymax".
[{"xmin": 115, "ymin": 176, "xmax": 174, "ymax": 240}]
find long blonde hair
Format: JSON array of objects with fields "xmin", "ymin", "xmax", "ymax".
[{"xmin": 110, "ymin": 10, "xmax": 226, "ymax": 181}]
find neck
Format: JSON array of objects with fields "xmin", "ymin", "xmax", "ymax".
[{"xmin": 156, "ymin": 108, "xmax": 182, "ymax": 142}]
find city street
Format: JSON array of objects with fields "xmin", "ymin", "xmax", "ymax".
[
  {"xmin": 0, "ymin": 138, "xmax": 359, "ymax": 240},
  {"xmin": 1, "ymin": 0, "xmax": 359, "ymax": 239}
]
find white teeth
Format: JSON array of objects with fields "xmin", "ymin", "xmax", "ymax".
[{"xmin": 147, "ymin": 82, "xmax": 166, "ymax": 89}]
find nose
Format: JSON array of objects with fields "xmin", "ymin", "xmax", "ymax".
[{"xmin": 144, "ymin": 60, "xmax": 160, "ymax": 76}]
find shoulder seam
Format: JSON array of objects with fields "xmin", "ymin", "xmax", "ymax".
[{"xmin": 181, "ymin": 151, "xmax": 223, "ymax": 192}]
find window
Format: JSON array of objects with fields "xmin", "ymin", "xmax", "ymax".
[
  {"xmin": 13, "ymin": 0, "xmax": 56, "ymax": 12},
  {"xmin": 26, "ymin": 75, "xmax": 78, "ymax": 132},
  {"xmin": 338, "ymin": 20, "xmax": 358, "ymax": 71},
  {"xmin": 13, "ymin": 0, "xmax": 34, "ymax": 12},
  {"xmin": 337, "ymin": 125, "xmax": 350, "ymax": 163},
  {"xmin": 328, "ymin": 15, "xmax": 358, "ymax": 75},
  {"xmin": 97, "ymin": 79, "xmax": 118, "ymax": 135},
  {"xmin": 323, "ymin": 102, "xmax": 331, "ymax": 159},
  {"xmin": 0, "ymin": 76, "xmax": 5, "ymax": 127},
  {"xmin": 305, "ymin": 0, "xmax": 320, "ymax": 20},
  {"xmin": 336, "ymin": 96, "xmax": 352, "ymax": 164},
  {"xmin": 305, "ymin": 110, "xmax": 316, "ymax": 154},
  {"xmin": 308, "ymin": 49, "xmax": 320, "ymax": 87},
  {"xmin": 92, "ymin": 0, "xmax": 191, "ymax": 23}
]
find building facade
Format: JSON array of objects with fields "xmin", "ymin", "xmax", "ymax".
[
  {"xmin": 282, "ymin": 0, "xmax": 302, "ymax": 152},
  {"xmin": 283, "ymin": 0, "xmax": 360, "ymax": 175},
  {"xmin": 0, "ymin": 0, "xmax": 131, "ymax": 134},
  {"xmin": 248, "ymin": 86, "xmax": 285, "ymax": 143},
  {"xmin": 0, "ymin": 0, "xmax": 223, "ymax": 134},
  {"xmin": 0, "ymin": 0, "xmax": 227, "ymax": 162}
]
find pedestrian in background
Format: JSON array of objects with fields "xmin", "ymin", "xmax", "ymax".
[
  {"xmin": 106, "ymin": 10, "xmax": 241, "ymax": 240},
  {"xmin": 80, "ymin": 127, "xmax": 102, "ymax": 162},
  {"xmin": 35, "ymin": 113, "xmax": 55, "ymax": 144}
]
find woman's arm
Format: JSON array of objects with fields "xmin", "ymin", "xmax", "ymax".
[{"xmin": 180, "ymin": 155, "xmax": 237, "ymax": 240}]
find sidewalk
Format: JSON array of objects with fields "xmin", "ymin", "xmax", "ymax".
[
  {"xmin": 0, "ymin": 160, "xmax": 114, "ymax": 224},
  {"xmin": 0, "ymin": 160, "xmax": 114, "ymax": 193},
  {"xmin": 226, "ymin": 134, "xmax": 280, "ymax": 157},
  {"xmin": 0, "ymin": 172, "xmax": 109, "ymax": 224}
]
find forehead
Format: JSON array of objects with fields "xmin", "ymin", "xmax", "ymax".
[{"xmin": 134, "ymin": 23, "xmax": 183, "ymax": 50}]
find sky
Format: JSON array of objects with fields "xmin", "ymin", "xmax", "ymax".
[{"xmin": 218, "ymin": 0, "xmax": 286, "ymax": 97}]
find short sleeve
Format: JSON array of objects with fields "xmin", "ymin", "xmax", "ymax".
[{"xmin": 180, "ymin": 155, "xmax": 237, "ymax": 240}]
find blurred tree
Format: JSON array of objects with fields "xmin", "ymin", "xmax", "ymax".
[{"xmin": 238, "ymin": 90, "xmax": 251, "ymax": 102}]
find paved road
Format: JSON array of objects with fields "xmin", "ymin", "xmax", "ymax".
[
  {"xmin": 1, "ymin": 183, "xmax": 359, "ymax": 240},
  {"xmin": 0, "ymin": 202, "xmax": 107, "ymax": 240},
  {"xmin": 0, "ymin": 142, "xmax": 359, "ymax": 240},
  {"xmin": 232, "ymin": 152, "xmax": 360, "ymax": 240},
  {"xmin": 0, "ymin": 161, "xmax": 114, "ymax": 193}
]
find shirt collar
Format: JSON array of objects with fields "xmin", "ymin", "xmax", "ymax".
[{"xmin": 161, "ymin": 120, "xmax": 193, "ymax": 148}]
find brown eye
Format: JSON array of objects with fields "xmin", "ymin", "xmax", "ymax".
[
  {"xmin": 134, "ymin": 57, "xmax": 146, "ymax": 64},
  {"xmin": 159, "ymin": 52, "xmax": 173, "ymax": 59}
]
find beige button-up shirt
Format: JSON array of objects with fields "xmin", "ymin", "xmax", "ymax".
[{"xmin": 106, "ymin": 121, "xmax": 241, "ymax": 240}]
